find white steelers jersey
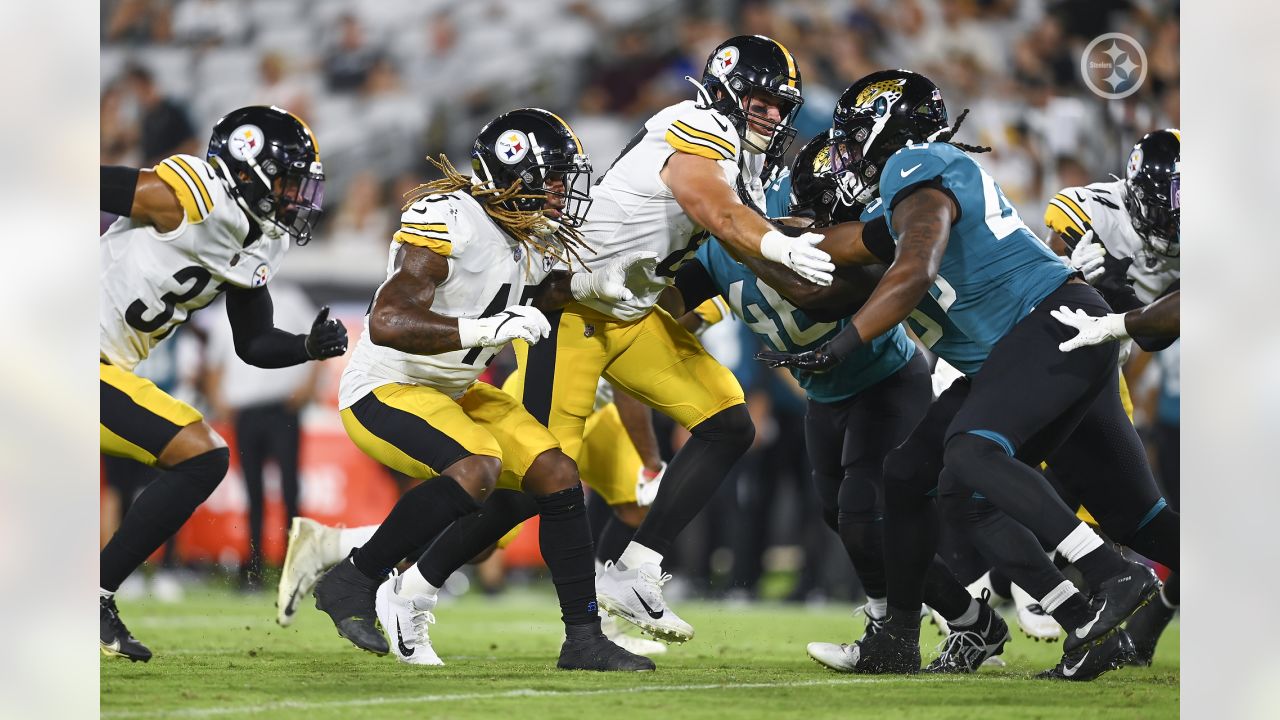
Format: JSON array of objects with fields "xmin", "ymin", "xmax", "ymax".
[
  {"xmin": 575, "ymin": 99, "xmax": 765, "ymax": 322},
  {"xmin": 1045, "ymin": 180, "xmax": 1179, "ymax": 303},
  {"xmin": 100, "ymin": 154, "xmax": 289, "ymax": 371},
  {"xmin": 340, "ymin": 190, "xmax": 560, "ymax": 405}
]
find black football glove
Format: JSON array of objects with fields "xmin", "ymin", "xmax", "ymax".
[
  {"xmin": 755, "ymin": 347, "xmax": 840, "ymax": 373},
  {"xmin": 305, "ymin": 306, "xmax": 348, "ymax": 360}
]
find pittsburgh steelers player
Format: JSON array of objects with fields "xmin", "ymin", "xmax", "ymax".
[
  {"xmin": 99, "ymin": 106, "xmax": 349, "ymax": 662},
  {"xmin": 757, "ymin": 70, "xmax": 1159, "ymax": 679},
  {"xmin": 1043, "ymin": 129, "xmax": 1182, "ymax": 666},
  {"xmin": 308, "ymin": 108, "xmax": 654, "ymax": 671}
]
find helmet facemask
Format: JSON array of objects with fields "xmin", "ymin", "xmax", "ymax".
[
  {"xmin": 1125, "ymin": 171, "xmax": 1180, "ymax": 256},
  {"xmin": 514, "ymin": 153, "xmax": 593, "ymax": 230},
  {"xmin": 721, "ymin": 81, "xmax": 803, "ymax": 159},
  {"xmin": 275, "ymin": 159, "xmax": 325, "ymax": 245}
]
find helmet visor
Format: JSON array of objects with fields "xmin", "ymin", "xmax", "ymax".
[{"xmin": 279, "ymin": 162, "xmax": 325, "ymax": 244}]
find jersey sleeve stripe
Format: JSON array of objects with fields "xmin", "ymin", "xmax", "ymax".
[
  {"xmin": 170, "ymin": 156, "xmax": 213, "ymax": 214},
  {"xmin": 393, "ymin": 230, "xmax": 452, "ymax": 256},
  {"xmin": 1047, "ymin": 196, "xmax": 1090, "ymax": 235},
  {"xmin": 155, "ymin": 159, "xmax": 210, "ymax": 223},
  {"xmin": 395, "ymin": 225, "xmax": 450, "ymax": 241},
  {"xmin": 1044, "ymin": 202, "xmax": 1085, "ymax": 240},
  {"xmin": 1053, "ymin": 193, "xmax": 1092, "ymax": 226},
  {"xmin": 402, "ymin": 222, "xmax": 449, "ymax": 234},
  {"xmin": 671, "ymin": 121, "xmax": 736, "ymax": 154},
  {"xmin": 666, "ymin": 131, "xmax": 733, "ymax": 161}
]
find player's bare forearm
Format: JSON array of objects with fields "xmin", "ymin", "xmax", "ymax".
[
  {"xmin": 848, "ymin": 187, "xmax": 953, "ymax": 341},
  {"xmin": 1127, "ymin": 289, "xmax": 1179, "ymax": 338},
  {"xmin": 368, "ymin": 244, "xmax": 462, "ymax": 355},
  {"xmin": 612, "ymin": 387, "xmax": 664, "ymax": 472},
  {"xmin": 531, "ymin": 271, "xmax": 575, "ymax": 311},
  {"xmin": 812, "ymin": 220, "xmax": 882, "ymax": 266},
  {"xmin": 664, "ymin": 152, "xmax": 774, "ymax": 257}
]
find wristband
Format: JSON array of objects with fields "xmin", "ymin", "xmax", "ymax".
[
  {"xmin": 823, "ymin": 325, "xmax": 865, "ymax": 361},
  {"xmin": 456, "ymin": 317, "xmax": 487, "ymax": 348},
  {"xmin": 1103, "ymin": 312, "xmax": 1132, "ymax": 341}
]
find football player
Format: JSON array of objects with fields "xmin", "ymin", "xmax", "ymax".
[
  {"xmin": 308, "ymin": 108, "xmax": 654, "ymax": 671},
  {"xmin": 675, "ymin": 134, "xmax": 1008, "ymax": 664},
  {"xmin": 1044, "ymin": 130, "xmax": 1182, "ymax": 665},
  {"xmin": 99, "ymin": 106, "xmax": 349, "ymax": 662},
  {"xmin": 758, "ymin": 71, "xmax": 1161, "ymax": 679}
]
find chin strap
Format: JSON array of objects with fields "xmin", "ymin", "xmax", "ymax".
[
  {"xmin": 684, "ymin": 76, "xmax": 716, "ymax": 108},
  {"xmin": 210, "ymin": 157, "xmax": 286, "ymax": 241}
]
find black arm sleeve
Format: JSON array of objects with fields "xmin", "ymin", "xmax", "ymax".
[
  {"xmin": 1131, "ymin": 279, "xmax": 1179, "ymax": 352},
  {"xmin": 224, "ymin": 286, "xmax": 312, "ymax": 368},
  {"xmin": 672, "ymin": 258, "xmax": 721, "ymax": 313},
  {"xmin": 861, "ymin": 215, "xmax": 896, "ymax": 264},
  {"xmin": 102, "ymin": 166, "xmax": 140, "ymax": 216}
]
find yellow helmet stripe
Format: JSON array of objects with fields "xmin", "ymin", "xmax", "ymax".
[
  {"xmin": 1169, "ymin": 128, "xmax": 1181, "ymax": 143},
  {"xmin": 286, "ymin": 110, "xmax": 321, "ymax": 160},
  {"xmin": 770, "ymin": 37, "xmax": 799, "ymax": 89},
  {"xmin": 543, "ymin": 109, "xmax": 584, "ymax": 155}
]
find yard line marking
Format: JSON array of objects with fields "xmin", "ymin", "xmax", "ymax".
[{"xmin": 101, "ymin": 678, "xmax": 903, "ymax": 718}]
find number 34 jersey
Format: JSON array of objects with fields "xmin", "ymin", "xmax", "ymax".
[
  {"xmin": 100, "ymin": 154, "xmax": 288, "ymax": 372},
  {"xmin": 339, "ymin": 190, "xmax": 559, "ymax": 405},
  {"xmin": 576, "ymin": 99, "xmax": 760, "ymax": 322}
]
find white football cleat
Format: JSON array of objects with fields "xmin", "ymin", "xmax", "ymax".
[
  {"xmin": 277, "ymin": 517, "xmax": 343, "ymax": 626},
  {"xmin": 601, "ymin": 610, "xmax": 667, "ymax": 655},
  {"xmin": 596, "ymin": 561, "xmax": 694, "ymax": 643},
  {"xmin": 375, "ymin": 573, "xmax": 444, "ymax": 666},
  {"xmin": 807, "ymin": 641, "xmax": 860, "ymax": 673},
  {"xmin": 1011, "ymin": 583, "xmax": 1064, "ymax": 642}
]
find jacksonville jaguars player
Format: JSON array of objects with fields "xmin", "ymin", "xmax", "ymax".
[
  {"xmin": 99, "ymin": 106, "xmax": 349, "ymax": 661},
  {"xmin": 759, "ymin": 70, "xmax": 1160, "ymax": 679},
  {"xmin": 674, "ymin": 134, "xmax": 1006, "ymax": 660}
]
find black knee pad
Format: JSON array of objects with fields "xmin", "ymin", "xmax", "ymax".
[
  {"xmin": 882, "ymin": 448, "xmax": 935, "ymax": 510},
  {"xmin": 177, "ymin": 446, "xmax": 231, "ymax": 496},
  {"xmin": 535, "ymin": 483, "xmax": 586, "ymax": 515},
  {"xmin": 692, "ymin": 403, "xmax": 755, "ymax": 452},
  {"xmin": 942, "ymin": 433, "xmax": 1003, "ymax": 479}
]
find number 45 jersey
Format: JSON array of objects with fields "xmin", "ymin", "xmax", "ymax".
[
  {"xmin": 100, "ymin": 154, "xmax": 289, "ymax": 371},
  {"xmin": 339, "ymin": 190, "xmax": 560, "ymax": 405}
]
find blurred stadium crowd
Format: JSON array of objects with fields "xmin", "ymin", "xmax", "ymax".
[{"xmin": 100, "ymin": 0, "xmax": 1180, "ymax": 604}]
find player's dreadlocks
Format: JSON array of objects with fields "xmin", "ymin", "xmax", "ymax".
[
  {"xmin": 930, "ymin": 108, "xmax": 992, "ymax": 155},
  {"xmin": 403, "ymin": 154, "xmax": 595, "ymax": 270}
]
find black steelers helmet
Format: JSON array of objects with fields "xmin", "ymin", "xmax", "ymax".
[
  {"xmin": 471, "ymin": 108, "xmax": 592, "ymax": 228},
  {"xmin": 829, "ymin": 70, "xmax": 949, "ymax": 205},
  {"xmin": 1124, "ymin": 129, "xmax": 1180, "ymax": 255},
  {"xmin": 787, "ymin": 133, "xmax": 861, "ymax": 227},
  {"xmin": 700, "ymin": 34, "xmax": 804, "ymax": 160},
  {"xmin": 207, "ymin": 105, "xmax": 324, "ymax": 244}
]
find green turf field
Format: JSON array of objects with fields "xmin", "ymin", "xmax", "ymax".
[{"xmin": 100, "ymin": 584, "xmax": 1178, "ymax": 719}]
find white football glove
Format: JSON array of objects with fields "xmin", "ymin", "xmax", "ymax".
[
  {"xmin": 456, "ymin": 305, "xmax": 551, "ymax": 348},
  {"xmin": 635, "ymin": 461, "xmax": 667, "ymax": 507},
  {"xmin": 1068, "ymin": 230, "xmax": 1106, "ymax": 283},
  {"xmin": 760, "ymin": 229, "xmax": 835, "ymax": 286},
  {"xmin": 1049, "ymin": 305, "xmax": 1129, "ymax": 352},
  {"xmin": 570, "ymin": 251, "xmax": 658, "ymax": 303}
]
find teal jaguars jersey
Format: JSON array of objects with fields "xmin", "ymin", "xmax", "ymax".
[
  {"xmin": 860, "ymin": 198, "xmax": 987, "ymax": 375},
  {"xmin": 695, "ymin": 171, "xmax": 917, "ymax": 403},
  {"xmin": 879, "ymin": 142, "xmax": 1073, "ymax": 354}
]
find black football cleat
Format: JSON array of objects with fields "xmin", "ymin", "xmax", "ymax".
[
  {"xmin": 1123, "ymin": 594, "xmax": 1177, "ymax": 666},
  {"xmin": 924, "ymin": 598, "xmax": 1010, "ymax": 674},
  {"xmin": 100, "ymin": 595, "xmax": 152, "ymax": 663},
  {"xmin": 1064, "ymin": 562, "xmax": 1160, "ymax": 653},
  {"xmin": 1039, "ymin": 628, "xmax": 1137, "ymax": 681},
  {"xmin": 313, "ymin": 552, "xmax": 389, "ymax": 655},
  {"xmin": 557, "ymin": 624, "xmax": 656, "ymax": 672},
  {"xmin": 844, "ymin": 622, "xmax": 922, "ymax": 674}
]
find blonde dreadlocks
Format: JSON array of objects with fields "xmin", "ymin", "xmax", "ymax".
[{"xmin": 403, "ymin": 154, "xmax": 595, "ymax": 271}]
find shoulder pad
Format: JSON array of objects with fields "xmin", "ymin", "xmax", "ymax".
[
  {"xmin": 665, "ymin": 105, "xmax": 739, "ymax": 162},
  {"xmin": 154, "ymin": 154, "xmax": 225, "ymax": 224},
  {"xmin": 395, "ymin": 192, "xmax": 468, "ymax": 257},
  {"xmin": 880, "ymin": 143, "xmax": 956, "ymax": 207},
  {"xmin": 1044, "ymin": 185, "xmax": 1095, "ymax": 242}
]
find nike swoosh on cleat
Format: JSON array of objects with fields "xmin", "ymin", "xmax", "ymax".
[
  {"xmin": 633, "ymin": 589, "xmax": 664, "ymax": 619},
  {"xmin": 1062, "ymin": 650, "xmax": 1090, "ymax": 677},
  {"xmin": 396, "ymin": 617, "xmax": 414, "ymax": 657},
  {"xmin": 1075, "ymin": 598, "xmax": 1107, "ymax": 639}
]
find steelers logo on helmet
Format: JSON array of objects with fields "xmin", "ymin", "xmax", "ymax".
[
  {"xmin": 228, "ymin": 124, "xmax": 265, "ymax": 162},
  {"xmin": 495, "ymin": 130, "xmax": 530, "ymax": 165},
  {"xmin": 711, "ymin": 46, "xmax": 740, "ymax": 78},
  {"xmin": 1126, "ymin": 146, "xmax": 1144, "ymax": 179}
]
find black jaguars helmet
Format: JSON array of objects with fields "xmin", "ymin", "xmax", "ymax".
[
  {"xmin": 1124, "ymin": 129, "xmax": 1180, "ymax": 255},
  {"xmin": 471, "ymin": 108, "xmax": 592, "ymax": 228},
  {"xmin": 829, "ymin": 70, "xmax": 949, "ymax": 205},
  {"xmin": 787, "ymin": 133, "xmax": 862, "ymax": 227},
  {"xmin": 207, "ymin": 105, "xmax": 324, "ymax": 244},
  {"xmin": 699, "ymin": 34, "xmax": 804, "ymax": 161}
]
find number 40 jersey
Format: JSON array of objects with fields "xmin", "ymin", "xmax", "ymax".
[{"xmin": 100, "ymin": 154, "xmax": 290, "ymax": 371}]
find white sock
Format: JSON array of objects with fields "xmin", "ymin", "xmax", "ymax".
[
  {"xmin": 99, "ymin": 587, "xmax": 114, "ymax": 599},
  {"xmin": 397, "ymin": 565, "xmax": 441, "ymax": 600},
  {"xmin": 864, "ymin": 596, "xmax": 888, "ymax": 619},
  {"xmin": 337, "ymin": 526, "xmax": 379, "ymax": 563},
  {"xmin": 1039, "ymin": 580, "xmax": 1080, "ymax": 614},
  {"xmin": 1055, "ymin": 522, "xmax": 1104, "ymax": 563},
  {"xmin": 951, "ymin": 598, "xmax": 981, "ymax": 627},
  {"xmin": 618, "ymin": 541, "xmax": 663, "ymax": 571},
  {"xmin": 595, "ymin": 559, "xmax": 606, "ymax": 576}
]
